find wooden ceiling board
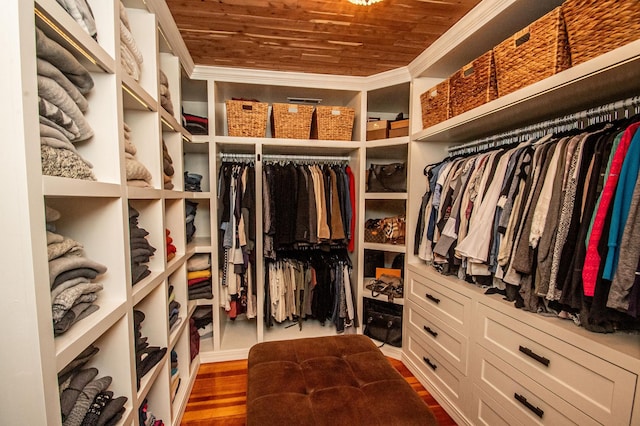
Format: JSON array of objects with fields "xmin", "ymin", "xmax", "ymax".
[{"xmin": 166, "ymin": 0, "xmax": 482, "ymax": 76}]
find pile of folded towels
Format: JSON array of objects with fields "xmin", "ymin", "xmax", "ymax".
[
  {"xmin": 162, "ymin": 141, "xmax": 174, "ymax": 190},
  {"xmin": 36, "ymin": 27, "xmax": 95, "ymax": 180},
  {"xmin": 55, "ymin": 0, "xmax": 97, "ymax": 40},
  {"xmin": 129, "ymin": 205, "xmax": 156, "ymax": 286},
  {"xmin": 187, "ymin": 254, "xmax": 212, "ymax": 300},
  {"xmin": 58, "ymin": 344, "xmax": 127, "ymax": 426},
  {"xmin": 119, "ymin": 1, "xmax": 144, "ymax": 81},
  {"xmin": 47, "ymin": 206, "xmax": 105, "ymax": 337},
  {"xmin": 124, "ymin": 122, "xmax": 153, "ymax": 188}
]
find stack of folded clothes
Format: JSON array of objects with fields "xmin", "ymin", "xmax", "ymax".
[
  {"xmin": 184, "ymin": 171, "xmax": 202, "ymax": 192},
  {"xmin": 58, "ymin": 345, "xmax": 127, "ymax": 426},
  {"xmin": 162, "ymin": 140, "xmax": 174, "ymax": 190},
  {"xmin": 55, "ymin": 0, "xmax": 97, "ymax": 40},
  {"xmin": 129, "ymin": 205, "xmax": 156, "ymax": 286},
  {"xmin": 119, "ymin": 1, "xmax": 143, "ymax": 81},
  {"xmin": 189, "ymin": 318, "xmax": 200, "ymax": 361},
  {"xmin": 182, "ymin": 111, "xmax": 208, "ymax": 135},
  {"xmin": 36, "ymin": 27, "xmax": 96, "ymax": 180},
  {"xmin": 133, "ymin": 310, "xmax": 167, "ymax": 390},
  {"xmin": 124, "ymin": 122, "xmax": 153, "ymax": 188},
  {"xmin": 185, "ymin": 200, "xmax": 198, "ymax": 243},
  {"xmin": 46, "ymin": 206, "xmax": 105, "ymax": 337},
  {"xmin": 159, "ymin": 70, "xmax": 174, "ymax": 115},
  {"xmin": 192, "ymin": 306, "xmax": 213, "ymax": 352},
  {"xmin": 187, "ymin": 254, "xmax": 212, "ymax": 300},
  {"xmin": 167, "ymin": 284, "xmax": 181, "ymax": 334},
  {"xmin": 165, "ymin": 229, "xmax": 177, "ymax": 262},
  {"xmin": 170, "ymin": 350, "xmax": 180, "ymax": 403},
  {"xmin": 138, "ymin": 398, "xmax": 164, "ymax": 426}
]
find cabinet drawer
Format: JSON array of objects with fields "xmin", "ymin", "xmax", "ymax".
[
  {"xmin": 406, "ymin": 301, "xmax": 468, "ymax": 374},
  {"xmin": 474, "ymin": 345, "xmax": 599, "ymax": 426},
  {"xmin": 472, "ymin": 385, "xmax": 520, "ymax": 426},
  {"xmin": 475, "ymin": 303, "xmax": 636, "ymax": 425},
  {"xmin": 405, "ymin": 331, "xmax": 469, "ymax": 409},
  {"xmin": 407, "ymin": 271, "xmax": 471, "ymax": 334}
]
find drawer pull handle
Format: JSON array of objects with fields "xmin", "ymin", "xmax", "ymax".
[
  {"xmin": 519, "ymin": 345, "xmax": 550, "ymax": 367},
  {"xmin": 425, "ymin": 293, "xmax": 440, "ymax": 304},
  {"xmin": 423, "ymin": 325, "xmax": 438, "ymax": 338},
  {"xmin": 423, "ymin": 357, "xmax": 437, "ymax": 371},
  {"xmin": 514, "ymin": 393, "xmax": 544, "ymax": 418}
]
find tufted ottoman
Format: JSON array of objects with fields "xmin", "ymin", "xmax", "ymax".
[{"xmin": 246, "ymin": 334, "xmax": 437, "ymax": 426}]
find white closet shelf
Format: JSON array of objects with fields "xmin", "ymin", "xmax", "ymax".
[
  {"xmin": 414, "ymin": 40, "xmax": 640, "ymax": 143},
  {"xmin": 166, "ymin": 253, "xmax": 186, "ymax": 276},
  {"xmin": 43, "ymin": 176, "xmax": 122, "ymax": 197},
  {"xmin": 185, "ymin": 191, "xmax": 213, "ymax": 200},
  {"xmin": 127, "ymin": 186, "xmax": 163, "ymax": 199},
  {"xmin": 163, "ymin": 189, "xmax": 184, "ymax": 199},
  {"xmin": 160, "ymin": 109, "xmax": 185, "ymax": 134},
  {"xmin": 363, "ymin": 242, "xmax": 406, "ymax": 253},
  {"xmin": 122, "ymin": 74, "xmax": 157, "ymax": 112},
  {"xmin": 216, "ymin": 136, "xmax": 361, "ymax": 151},
  {"xmin": 35, "ymin": 0, "xmax": 116, "ymax": 74},
  {"xmin": 365, "ymin": 136, "xmax": 410, "ymax": 149},
  {"xmin": 55, "ymin": 298, "xmax": 128, "ymax": 371},
  {"xmin": 363, "ymin": 292, "xmax": 405, "ymax": 306},
  {"xmin": 189, "ymin": 135, "xmax": 208, "ymax": 144},
  {"xmin": 132, "ymin": 271, "xmax": 164, "ymax": 305},
  {"xmin": 169, "ymin": 313, "xmax": 189, "ymax": 348},
  {"xmin": 365, "ymin": 192, "xmax": 408, "ymax": 200},
  {"xmin": 186, "ymin": 237, "xmax": 212, "ymax": 254},
  {"xmin": 189, "ymin": 357, "xmax": 201, "ymax": 384},
  {"xmin": 137, "ymin": 354, "xmax": 169, "ymax": 403}
]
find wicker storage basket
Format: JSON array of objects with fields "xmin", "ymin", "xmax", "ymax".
[
  {"xmin": 226, "ymin": 100, "xmax": 268, "ymax": 137},
  {"xmin": 311, "ymin": 106, "xmax": 355, "ymax": 141},
  {"xmin": 271, "ymin": 103, "xmax": 314, "ymax": 139},
  {"xmin": 494, "ymin": 7, "xmax": 571, "ymax": 97},
  {"xmin": 449, "ymin": 51, "xmax": 498, "ymax": 117},
  {"xmin": 420, "ymin": 79, "xmax": 450, "ymax": 129},
  {"xmin": 563, "ymin": 0, "xmax": 640, "ymax": 66}
]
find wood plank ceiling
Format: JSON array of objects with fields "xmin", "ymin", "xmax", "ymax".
[{"xmin": 165, "ymin": 0, "xmax": 481, "ymax": 76}]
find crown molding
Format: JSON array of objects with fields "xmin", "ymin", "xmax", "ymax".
[
  {"xmin": 147, "ymin": 0, "xmax": 195, "ymax": 75},
  {"xmin": 407, "ymin": 0, "xmax": 516, "ymax": 78}
]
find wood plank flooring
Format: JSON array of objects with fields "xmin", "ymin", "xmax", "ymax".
[{"xmin": 181, "ymin": 358, "xmax": 457, "ymax": 425}]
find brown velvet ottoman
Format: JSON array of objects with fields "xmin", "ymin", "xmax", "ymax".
[{"xmin": 246, "ymin": 334, "xmax": 437, "ymax": 426}]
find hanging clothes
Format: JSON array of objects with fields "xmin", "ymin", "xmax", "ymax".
[
  {"xmin": 218, "ymin": 161, "xmax": 257, "ymax": 320},
  {"xmin": 264, "ymin": 249, "xmax": 356, "ymax": 333},
  {"xmin": 413, "ymin": 116, "xmax": 640, "ymax": 333}
]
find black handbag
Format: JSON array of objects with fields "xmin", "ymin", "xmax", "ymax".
[
  {"xmin": 363, "ymin": 298, "xmax": 403, "ymax": 347},
  {"xmin": 367, "ymin": 163, "xmax": 407, "ymax": 192}
]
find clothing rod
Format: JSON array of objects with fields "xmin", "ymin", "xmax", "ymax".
[
  {"xmin": 218, "ymin": 153, "xmax": 350, "ymax": 163},
  {"xmin": 447, "ymin": 95, "xmax": 640, "ymax": 155}
]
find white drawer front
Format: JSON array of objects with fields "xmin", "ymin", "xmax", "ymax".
[
  {"xmin": 407, "ymin": 271, "xmax": 471, "ymax": 334},
  {"xmin": 476, "ymin": 303, "xmax": 636, "ymax": 425},
  {"xmin": 405, "ymin": 331, "xmax": 468, "ymax": 408},
  {"xmin": 472, "ymin": 385, "xmax": 520, "ymax": 426},
  {"xmin": 474, "ymin": 345, "xmax": 599, "ymax": 426},
  {"xmin": 406, "ymin": 301, "xmax": 468, "ymax": 374}
]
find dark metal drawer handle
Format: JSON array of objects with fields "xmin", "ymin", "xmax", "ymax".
[
  {"xmin": 519, "ymin": 345, "xmax": 550, "ymax": 367},
  {"xmin": 514, "ymin": 393, "xmax": 544, "ymax": 418},
  {"xmin": 425, "ymin": 293, "xmax": 440, "ymax": 304},
  {"xmin": 423, "ymin": 357, "xmax": 437, "ymax": 371},
  {"xmin": 423, "ymin": 325, "xmax": 438, "ymax": 338}
]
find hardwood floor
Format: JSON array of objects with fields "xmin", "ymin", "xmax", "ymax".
[{"xmin": 181, "ymin": 358, "xmax": 457, "ymax": 425}]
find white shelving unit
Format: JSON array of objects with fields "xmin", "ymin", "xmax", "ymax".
[{"xmin": 2, "ymin": 1, "xmax": 199, "ymax": 424}]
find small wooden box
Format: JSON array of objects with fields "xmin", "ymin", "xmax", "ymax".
[
  {"xmin": 388, "ymin": 119, "xmax": 409, "ymax": 138},
  {"xmin": 366, "ymin": 120, "xmax": 389, "ymax": 141}
]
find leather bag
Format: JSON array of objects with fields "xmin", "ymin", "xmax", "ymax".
[
  {"xmin": 367, "ymin": 163, "xmax": 407, "ymax": 192},
  {"xmin": 363, "ymin": 298, "xmax": 403, "ymax": 347}
]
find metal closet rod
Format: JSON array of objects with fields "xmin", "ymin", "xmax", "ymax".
[
  {"xmin": 218, "ymin": 153, "xmax": 351, "ymax": 163},
  {"xmin": 448, "ymin": 95, "xmax": 640, "ymax": 156}
]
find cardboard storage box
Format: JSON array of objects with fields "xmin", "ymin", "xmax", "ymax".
[
  {"xmin": 388, "ymin": 119, "xmax": 409, "ymax": 138},
  {"xmin": 366, "ymin": 120, "xmax": 388, "ymax": 140}
]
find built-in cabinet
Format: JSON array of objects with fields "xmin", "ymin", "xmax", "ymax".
[
  {"xmin": 402, "ymin": 1, "xmax": 640, "ymax": 425},
  {"xmin": 3, "ymin": 0, "xmax": 198, "ymax": 424}
]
